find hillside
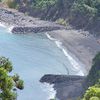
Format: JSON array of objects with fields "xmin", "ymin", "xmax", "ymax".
[{"xmin": 3, "ymin": 0, "xmax": 100, "ymax": 36}]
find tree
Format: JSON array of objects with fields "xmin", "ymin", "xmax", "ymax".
[
  {"xmin": 32, "ymin": 0, "xmax": 57, "ymax": 9},
  {"xmin": 83, "ymin": 86, "xmax": 100, "ymax": 100},
  {"xmin": 0, "ymin": 57, "xmax": 24, "ymax": 100}
]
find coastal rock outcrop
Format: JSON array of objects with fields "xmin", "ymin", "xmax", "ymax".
[
  {"xmin": 40, "ymin": 74, "xmax": 86, "ymax": 100},
  {"xmin": 12, "ymin": 26, "xmax": 63, "ymax": 34},
  {"xmin": 0, "ymin": 8, "xmax": 64, "ymax": 33}
]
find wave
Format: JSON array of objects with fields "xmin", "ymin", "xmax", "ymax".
[
  {"xmin": 0, "ymin": 22, "xmax": 6, "ymax": 28},
  {"xmin": 0, "ymin": 22, "xmax": 14, "ymax": 33},
  {"xmin": 45, "ymin": 32, "xmax": 57, "ymax": 41},
  {"xmin": 42, "ymin": 83, "xmax": 56, "ymax": 100},
  {"xmin": 45, "ymin": 32, "xmax": 84, "ymax": 76}
]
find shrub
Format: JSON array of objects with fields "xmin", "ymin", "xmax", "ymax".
[
  {"xmin": 56, "ymin": 18, "xmax": 67, "ymax": 26},
  {"xmin": 90, "ymin": 96, "xmax": 100, "ymax": 100},
  {"xmin": 84, "ymin": 86, "xmax": 100, "ymax": 100},
  {"xmin": 2, "ymin": 0, "xmax": 18, "ymax": 9}
]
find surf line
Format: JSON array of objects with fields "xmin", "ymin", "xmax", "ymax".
[
  {"xmin": 45, "ymin": 32, "xmax": 84, "ymax": 76},
  {"xmin": 0, "ymin": 22, "xmax": 14, "ymax": 33}
]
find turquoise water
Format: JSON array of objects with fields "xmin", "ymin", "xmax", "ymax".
[{"xmin": 0, "ymin": 26, "xmax": 83, "ymax": 100}]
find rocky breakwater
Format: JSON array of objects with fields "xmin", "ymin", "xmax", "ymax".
[
  {"xmin": 12, "ymin": 26, "xmax": 63, "ymax": 34},
  {"xmin": 40, "ymin": 74, "xmax": 86, "ymax": 100},
  {"xmin": 0, "ymin": 7, "xmax": 64, "ymax": 33}
]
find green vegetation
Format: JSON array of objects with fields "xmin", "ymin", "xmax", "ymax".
[
  {"xmin": 0, "ymin": 0, "xmax": 18, "ymax": 9},
  {"xmin": 0, "ymin": 57, "xmax": 24, "ymax": 100},
  {"xmin": 86, "ymin": 52, "xmax": 100, "ymax": 86},
  {"xmin": 1, "ymin": 0, "xmax": 100, "ymax": 19},
  {"xmin": 56, "ymin": 18, "xmax": 67, "ymax": 26},
  {"xmin": 32, "ymin": 0, "xmax": 57, "ymax": 9},
  {"xmin": 0, "ymin": 0, "xmax": 57, "ymax": 9},
  {"xmin": 83, "ymin": 83, "xmax": 100, "ymax": 100},
  {"xmin": 82, "ymin": 53, "xmax": 100, "ymax": 100},
  {"xmin": 72, "ymin": 0, "xmax": 100, "ymax": 18}
]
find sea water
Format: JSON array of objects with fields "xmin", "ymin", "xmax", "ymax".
[{"xmin": 0, "ymin": 26, "xmax": 84, "ymax": 100}]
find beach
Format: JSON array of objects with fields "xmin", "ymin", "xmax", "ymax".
[
  {"xmin": 48, "ymin": 29, "xmax": 100, "ymax": 74},
  {"xmin": 0, "ymin": 6, "xmax": 100, "ymax": 100}
]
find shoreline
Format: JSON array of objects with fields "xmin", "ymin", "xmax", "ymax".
[
  {"xmin": 48, "ymin": 30, "xmax": 100, "ymax": 74},
  {"xmin": 0, "ymin": 22, "xmax": 14, "ymax": 33},
  {"xmin": 0, "ymin": 21, "xmax": 85, "ymax": 76},
  {"xmin": 0, "ymin": 24, "xmax": 57, "ymax": 100},
  {"xmin": 40, "ymin": 74, "xmax": 86, "ymax": 100},
  {"xmin": 0, "ymin": 7, "xmax": 100, "ymax": 100},
  {"xmin": 0, "ymin": 23, "xmax": 85, "ymax": 100},
  {"xmin": 45, "ymin": 32, "xmax": 85, "ymax": 76},
  {"xmin": 0, "ymin": 7, "xmax": 64, "ymax": 33}
]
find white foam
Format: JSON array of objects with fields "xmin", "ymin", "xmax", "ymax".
[
  {"xmin": 8, "ymin": 26, "xmax": 14, "ymax": 33},
  {"xmin": 45, "ymin": 32, "xmax": 56, "ymax": 41},
  {"xmin": 0, "ymin": 22, "xmax": 14, "ymax": 33},
  {"xmin": 0, "ymin": 22, "xmax": 6, "ymax": 28},
  {"xmin": 45, "ymin": 32, "xmax": 84, "ymax": 76},
  {"xmin": 55, "ymin": 41, "xmax": 62, "ymax": 48},
  {"xmin": 42, "ymin": 83, "xmax": 56, "ymax": 100}
]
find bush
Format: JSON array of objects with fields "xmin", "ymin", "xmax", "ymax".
[
  {"xmin": 2, "ymin": 0, "xmax": 18, "ymax": 9},
  {"xmin": 56, "ymin": 18, "xmax": 67, "ymax": 26},
  {"xmin": 90, "ymin": 96, "xmax": 100, "ymax": 100},
  {"xmin": 83, "ymin": 80, "xmax": 100, "ymax": 100}
]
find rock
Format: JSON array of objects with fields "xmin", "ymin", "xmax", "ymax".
[
  {"xmin": 40, "ymin": 74, "xmax": 86, "ymax": 100},
  {"xmin": 0, "ymin": 8, "xmax": 65, "ymax": 33},
  {"xmin": 12, "ymin": 26, "xmax": 63, "ymax": 34}
]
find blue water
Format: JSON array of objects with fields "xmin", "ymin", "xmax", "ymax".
[{"xmin": 0, "ymin": 26, "xmax": 83, "ymax": 100}]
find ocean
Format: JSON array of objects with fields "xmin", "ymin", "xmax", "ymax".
[{"xmin": 0, "ymin": 26, "xmax": 84, "ymax": 100}]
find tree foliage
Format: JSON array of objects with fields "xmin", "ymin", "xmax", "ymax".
[
  {"xmin": 31, "ymin": 0, "xmax": 57, "ymax": 9},
  {"xmin": 83, "ymin": 82, "xmax": 100, "ymax": 100},
  {"xmin": 72, "ymin": 0, "xmax": 100, "ymax": 18},
  {"xmin": 0, "ymin": 57, "xmax": 24, "ymax": 100},
  {"xmin": 0, "ymin": 0, "xmax": 57, "ymax": 9}
]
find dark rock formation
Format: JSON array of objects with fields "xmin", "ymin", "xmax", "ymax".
[
  {"xmin": 40, "ymin": 74, "xmax": 86, "ymax": 100},
  {"xmin": 12, "ymin": 26, "xmax": 63, "ymax": 34},
  {"xmin": 0, "ymin": 8, "xmax": 65, "ymax": 33}
]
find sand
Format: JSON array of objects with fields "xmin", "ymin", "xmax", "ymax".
[{"xmin": 48, "ymin": 29, "xmax": 100, "ymax": 74}]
